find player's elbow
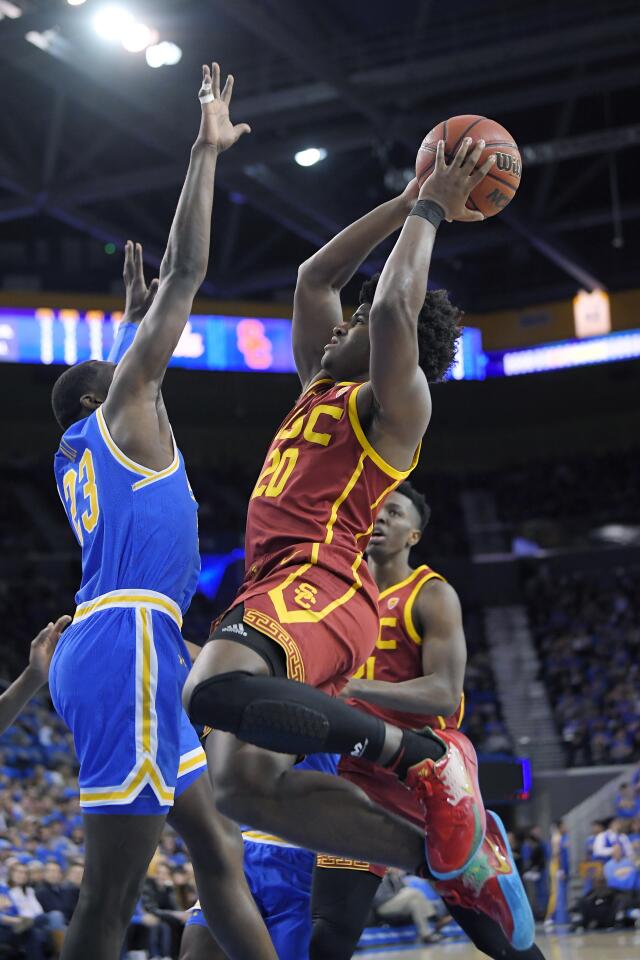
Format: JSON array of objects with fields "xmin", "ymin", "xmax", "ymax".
[
  {"xmin": 161, "ymin": 260, "xmax": 206, "ymax": 291},
  {"xmin": 369, "ymin": 294, "xmax": 415, "ymax": 331}
]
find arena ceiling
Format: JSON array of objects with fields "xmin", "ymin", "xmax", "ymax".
[{"xmin": 1, "ymin": 0, "xmax": 640, "ymax": 312}]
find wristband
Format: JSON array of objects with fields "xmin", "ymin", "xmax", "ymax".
[{"xmin": 409, "ymin": 199, "xmax": 445, "ymax": 229}]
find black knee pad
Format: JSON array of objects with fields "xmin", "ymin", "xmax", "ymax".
[{"xmin": 187, "ymin": 672, "xmax": 330, "ymax": 755}]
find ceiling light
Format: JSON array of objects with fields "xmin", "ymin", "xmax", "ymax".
[
  {"xmin": 294, "ymin": 147, "xmax": 327, "ymax": 167},
  {"xmin": 66, "ymin": 0, "xmax": 87, "ymax": 6},
  {"xmin": 93, "ymin": 5, "xmax": 134, "ymax": 42},
  {"xmin": 121, "ymin": 22, "xmax": 157, "ymax": 52},
  {"xmin": 145, "ymin": 41, "xmax": 182, "ymax": 68},
  {"xmin": 0, "ymin": 1, "xmax": 22, "ymax": 18}
]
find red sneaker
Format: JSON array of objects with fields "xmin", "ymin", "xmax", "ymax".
[
  {"xmin": 406, "ymin": 728, "xmax": 485, "ymax": 879},
  {"xmin": 435, "ymin": 810, "xmax": 535, "ymax": 951}
]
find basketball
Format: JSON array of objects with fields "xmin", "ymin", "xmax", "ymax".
[{"xmin": 416, "ymin": 115, "xmax": 522, "ymax": 218}]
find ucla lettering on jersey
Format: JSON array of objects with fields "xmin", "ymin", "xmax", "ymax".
[
  {"xmin": 50, "ymin": 406, "xmax": 205, "ymax": 815},
  {"xmin": 54, "ymin": 406, "xmax": 200, "ymax": 613}
]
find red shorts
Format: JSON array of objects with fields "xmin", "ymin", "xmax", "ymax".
[
  {"xmin": 224, "ymin": 555, "xmax": 380, "ymax": 697},
  {"xmin": 315, "ymin": 758, "xmax": 424, "ymax": 879}
]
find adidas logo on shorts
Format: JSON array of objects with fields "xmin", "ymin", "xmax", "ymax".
[{"xmin": 221, "ymin": 622, "xmax": 248, "ymax": 637}]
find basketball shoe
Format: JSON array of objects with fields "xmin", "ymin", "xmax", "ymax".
[
  {"xmin": 406, "ymin": 727, "xmax": 485, "ymax": 879},
  {"xmin": 435, "ymin": 810, "xmax": 535, "ymax": 951}
]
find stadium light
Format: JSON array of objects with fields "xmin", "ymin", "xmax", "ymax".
[
  {"xmin": 92, "ymin": 5, "xmax": 134, "ymax": 42},
  {"xmin": 0, "ymin": 1, "xmax": 22, "ymax": 19},
  {"xmin": 294, "ymin": 147, "xmax": 327, "ymax": 167},
  {"xmin": 121, "ymin": 21, "xmax": 157, "ymax": 52},
  {"xmin": 145, "ymin": 41, "xmax": 182, "ymax": 68},
  {"xmin": 66, "ymin": 0, "xmax": 87, "ymax": 6}
]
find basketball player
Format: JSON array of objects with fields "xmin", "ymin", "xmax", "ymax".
[
  {"xmin": 0, "ymin": 617, "xmax": 70, "ymax": 735},
  {"xmin": 179, "ymin": 753, "xmax": 339, "ymax": 960},
  {"xmin": 48, "ymin": 65, "xmax": 277, "ymax": 960},
  {"xmin": 311, "ymin": 481, "xmax": 543, "ymax": 959},
  {"xmin": 185, "ymin": 139, "xmax": 533, "ymax": 948}
]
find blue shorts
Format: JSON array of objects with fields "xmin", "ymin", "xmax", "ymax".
[
  {"xmin": 49, "ymin": 594, "xmax": 206, "ymax": 815},
  {"xmin": 186, "ymin": 838, "xmax": 314, "ymax": 959}
]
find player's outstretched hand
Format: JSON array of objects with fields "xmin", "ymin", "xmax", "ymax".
[
  {"xmin": 197, "ymin": 62, "xmax": 251, "ymax": 154},
  {"xmin": 28, "ymin": 616, "xmax": 71, "ymax": 685},
  {"xmin": 419, "ymin": 138, "xmax": 495, "ymax": 222},
  {"xmin": 123, "ymin": 240, "xmax": 159, "ymax": 324}
]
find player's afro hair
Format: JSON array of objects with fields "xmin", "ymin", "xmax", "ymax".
[
  {"xmin": 359, "ymin": 274, "xmax": 462, "ymax": 383},
  {"xmin": 396, "ymin": 480, "xmax": 431, "ymax": 532},
  {"xmin": 51, "ymin": 360, "xmax": 110, "ymax": 431}
]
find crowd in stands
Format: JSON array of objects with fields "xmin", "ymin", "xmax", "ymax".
[
  {"xmin": 488, "ymin": 448, "xmax": 640, "ymax": 549},
  {"xmin": 571, "ymin": 770, "xmax": 640, "ymax": 931},
  {"xmin": 525, "ymin": 564, "xmax": 640, "ymax": 767},
  {"xmin": 0, "ymin": 689, "xmax": 198, "ymax": 959}
]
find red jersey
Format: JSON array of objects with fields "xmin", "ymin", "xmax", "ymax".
[
  {"xmin": 348, "ymin": 564, "xmax": 465, "ymax": 731},
  {"xmin": 246, "ymin": 378, "xmax": 417, "ymax": 572}
]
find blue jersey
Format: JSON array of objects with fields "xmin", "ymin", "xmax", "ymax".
[{"xmin": 54, "ymin": 407, "xmax": 199, "ymax": 613}]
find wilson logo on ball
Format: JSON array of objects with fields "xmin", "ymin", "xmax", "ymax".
[{"xmin": 495, "ymin": 152, "xmax": 521, "ymax": 179}]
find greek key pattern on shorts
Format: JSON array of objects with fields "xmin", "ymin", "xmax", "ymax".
[
  {"xmin": 244, "ymin": 608, "xmax": 306, "ymax": 682},
  {"xmin": 316, "ymin": 854, "xmax": 372, "ymax": 871}
]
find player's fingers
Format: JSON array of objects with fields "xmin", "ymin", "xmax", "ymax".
[
  {"xmin": 123, "ymin": 240, "xmax": 134, "ymax": 277},
  {"xmin": 50, "ymin": 615, "xmax": 72, "ymax": 640},
  {"xmin": 435, "ymin": 139, "xmax": 446, "ymax": 171},
  {"xmin": 463, "ymin": 138, "xmax": 485, "ymax": 172},
  {"xmin": 454, "ymin": 137, "xmax": 471, "ymax": 167},
  {"xmin": 471, "ymin": 153, "xmax": 496, "ymax": 185},
  {"xmin": 457, "ymin": 208, "xmax": 485, "ymax": 222},
  {"xmin": 202, "ymin": 63, "xmax": 210, "ymax": 86},
  {"xmin": 148, "ymin": 278, "xmax": 159, "ymax": 298},
  {"xmin": 135, "ymin": 242, "xmax": 144, "ymax": 276},
  {"xmin": 221, "ymin": 73, "xmax": 234, "ymax": 105},
  {"xmin": 212, "ymin": 62, "xmax": 221, "ymax": 99},
  {"xmin": 233, "ymin": 122, "xmax": 251, "ymax": 141}
]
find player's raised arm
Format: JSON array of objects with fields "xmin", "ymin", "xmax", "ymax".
[
  {"xmin": 340, "ymin": 580, "xmax": 466, "ymax": 717},
  {"xmin": 107, "ymin": 63, "xmax": 250, "ymax": 399},
  {"xmin": 292, "ymin": 180, "xmax": 419, "ymax": 390},
  {"xmin": 367, "ymin": 139, "xmax": 495, "ymax": 453}
]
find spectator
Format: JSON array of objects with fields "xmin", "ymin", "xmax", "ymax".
[
  {"xmin": 570, "ymin": 876, "xmax": 616, "ymax": 932},
  {"xmin": 616, "ymin": 783, "xmax": 640, "ymax": 820},
  {"xmin": 7, "ymin": 862, "xmax": 44, "ymax": 920},
  {"xmin": 7, "ymin": 862, "xmax": 54, "ymax": 955},
  {"xmin": 585, "ymin": 820, "xmax": 606, "ymax": 860},
  {"xmin": 603, "ymin": 844, "xmax": 638, "ymax": 926},
  {"xmin": 34, "ymin": 863, "xmax": 68, "ymax": 954},
  {"xmin": 373, "ymin": 869, "xmax": 442, "ymax": 945},
  {"xmin": 142, "ymin": 859, "xmax": 183, "ymax": 957},
  {"xmin": 0, "ymin": 879, "xmax": 46, "ymax": 960},
  {"xmin": 522, "ymin": 827, "xmax": 549, "ymax": 920},
  {"xmin": 63, "ymin": 863, "xmax": 83, "ymax": 922},
  {"xmin": 593, "ymin": 819, "xmax": 633, "ymax": 861}
]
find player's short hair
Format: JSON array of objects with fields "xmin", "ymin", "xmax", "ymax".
[
  {"xmin": 359, "ymin": 274, "xmax": 462, "ymax": 383},
  {"xmin": 396, "ymin": 480, "xmax": 431, "ymax": 531},
  {"xmin": 51, "ymin": 360, "xmax": 105, "ymax": 431}
]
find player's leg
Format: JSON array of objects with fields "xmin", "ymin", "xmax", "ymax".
[
  {"xmin": 61, "ymin": 812, "xmax": 165, "ymax": 960},
  {"xmin": 179, "ymin": 916, "xmax": 226, "ymax": 960},
  {"xmin": 310, "ymin": 865, "xmax": 382, "ymax": 960},
  {"xmin": 167, "ymin": 772, "xmax": 278, "ymax": 960},
  {"xmin": 208, "ymin": 726, "xmax": 427, "ymax": 871},
  {"xmin": 184, "ymin": 632, "xmax": 444, "ymax": 772},
  {"xmin": 447, "ymin": 903, "xmax": 546, "ymax": 960}
]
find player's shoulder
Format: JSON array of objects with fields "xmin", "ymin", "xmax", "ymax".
[{"xmin": 414, "ymin": 574, "xmax": 461, "ymax": 621}]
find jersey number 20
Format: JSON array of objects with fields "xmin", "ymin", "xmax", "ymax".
[{"xmin": 63, "ymin": 449, "xmax": 100, "ymax": 544}]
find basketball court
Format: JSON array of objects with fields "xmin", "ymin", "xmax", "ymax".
[{"xmin": 360, "ymin": 929, "xmax": 640, "ymax": 959}]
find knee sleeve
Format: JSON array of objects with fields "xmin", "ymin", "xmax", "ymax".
[
  {"xmin": 187, "ymin": 672, "xmax": 331, "ymax": 755},
  {"xmin": 187, "ymin": 671, "xmax": 386, "ymax": 759}
]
